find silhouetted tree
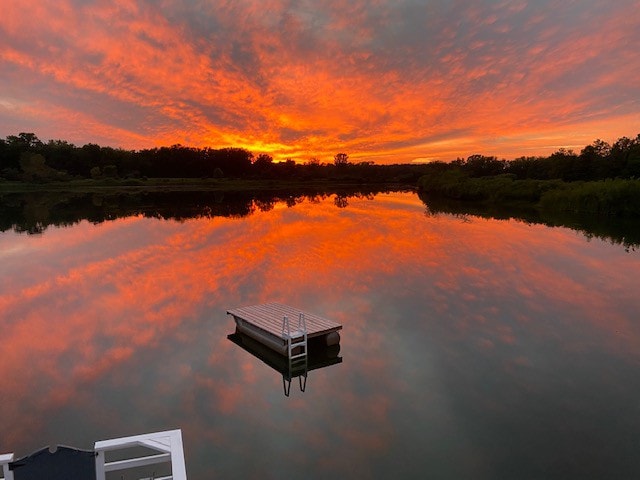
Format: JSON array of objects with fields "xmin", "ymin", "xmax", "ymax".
[
  {"xmin": 612, "ymin": 135, "xmax": 640, "ymax": 178},
  {"xmin": 253, "ymin": 153, "xmax": 273, "ymax": 175},
  {"xmin": 7, "ymin": 132, "xmax": 43, "ymax": 149},
  {"xmin": 334, "ymin": 153, "xmax": 349, "ymax": 166},
  {"xmin": 43, "ymin": 139, "xmax": 83, "ymax": 177},
  {"xmin": 2, "ymin": 133, "xmax": 42, "ymax": 171},
  {"xmin": 0, "ymin": 138, "xmax": 8, "ymax": 174},
  {"xmin": 578, "ymin": 139, "xmax": 612, "ymax": 179},
  {"xmin": 213, "ymin": 148, "xmax": 253, "ymax": 177},
  {"xmin": 462, "ymin": 154, "xmax": 505, "ymax": 177},
  {"xmin": 547, "ymin": 148, "xmax": 579, "ymax": 181},
  {"xmin": 278, "ymin": 159, "xmax": 297, "ymax": 177}
]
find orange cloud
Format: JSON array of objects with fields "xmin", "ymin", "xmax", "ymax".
[{"xmin": 0, "ymin": 1, "xmax": 638, "ymax": 163}]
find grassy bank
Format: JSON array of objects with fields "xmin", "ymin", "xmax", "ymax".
[
  {"xmin": 538, "ymin": 179, "xmax": 640, "ymax": 216},
  {"xmin": 0, "ymin": 177, "xmax": 415, "ymax": 194},
  {"xmin": 417, "ymin": 170, "xmax": 640, "ymax": 216}
]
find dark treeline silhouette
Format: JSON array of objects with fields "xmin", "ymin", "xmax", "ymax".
[
  {"xmin": 2, "ymin": 132, "xmax": 640, "ymax": 184},
  {"xmin": 0, "ymin": 186, "xmax": 398, "ymax": 235},
  {"xmin": 0, "ymin": 133, "xmax": 428, "ymax": 184},
  {"xmin": 416, "ymin": 134, "xmax": 640, "ymax": 217},
  {"xmin": 3, "ymin": 132, "xmax": 639, "ymax": 185},
  {"xmin": 419, "ymin": 135, "xmax": 640, "ymax": 181}
]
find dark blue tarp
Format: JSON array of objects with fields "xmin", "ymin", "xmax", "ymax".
[{"xmin": 9, "ymin": 445, "xmax": 96, "ymax": 480}]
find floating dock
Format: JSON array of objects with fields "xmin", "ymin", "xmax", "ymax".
[{"xmin": 227, "ymin": 303, "xmax": 342, "ymax": 358}]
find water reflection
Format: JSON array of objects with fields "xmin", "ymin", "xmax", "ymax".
[
  {"xmin": 1, "ymin": 187, "xmax": 639, "ymax": 251},
  {"xmin": 228, "ymin": 332, "xmax": 342, "ymax": 397},
  {"xmin": 1, "ymin": 191, "xmax": 639, "ymax": 478},
  {"xmin": 419, "ymin": 191, "xmax": 640, "ymax": 251},
  {"xmin": 0, "ymin": 188, "xmax": 382, "ymax": 235}
]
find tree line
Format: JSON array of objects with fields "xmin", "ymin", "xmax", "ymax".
[
  {"xmin": 0, "ymin": 133, "xmax": 427, "ymax": 184},
  {"xmin": 416, "ymin": 134, "xmax": 640, "ymax": 217},
  {"xmin": 1, "ymin": 132, "xmax": 639, "ymax": 184},
  {"xmin": 0, "ymin": 133, "xmax": 256, "ymax": 180},
  {"xmin": 420, "ymin": 135, "xmax": 640, "ymax": 181}
]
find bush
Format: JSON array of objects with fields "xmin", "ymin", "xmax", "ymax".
[
  {"xmin": 419, "ymin": 170, "xmax": 640, "ymax": 217},
  {"xmin": 539, "ymin": 179, "xmax": 640, "ymax": 216}
]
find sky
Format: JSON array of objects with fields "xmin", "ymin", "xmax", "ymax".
[{"xmin": 1, "ymin": 0, "xmax": 639, "ymax": 164}]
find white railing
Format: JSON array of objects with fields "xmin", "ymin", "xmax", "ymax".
[
  {"xmin": 95, "ymin": 429, "xmax": 187, "ymax": 480},
  {"xmin": 0, "ymin": 429, "xmax": 186, "ymax": 480},
  {"xmin": 0, "ymin": 453, "xmax": 15, "ymax": 480}
]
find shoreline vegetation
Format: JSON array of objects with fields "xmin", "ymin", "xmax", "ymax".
[
  {"xmin": 416, "ymin": 133, "xmax": 640, "ymax": 217},
  {"xmin": 0, "ymin": 177, "xmax": 416, "ymax": 194},
  {"xmin": 2, "ymin": 127, "xmax": 639, "ymax": 249},
  {"xmin": 1, "ymin": 131, "xmax": 640, "ymax": 217},
  {"xmin": 0, "ymin": 132, "xmax": 429, "ymax": 192},
  {"xmin": 418, "ymin": 173, "xmax": 640, "ymax": 217}
]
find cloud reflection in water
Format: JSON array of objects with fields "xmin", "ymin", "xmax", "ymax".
[{"xmin": 0, "ymin": 192, "xmax": 639, "ymax": 478}]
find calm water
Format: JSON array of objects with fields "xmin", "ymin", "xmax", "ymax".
[{"xmin": 1, "ymin": 191, "xmax": 639, "ymax": 479}]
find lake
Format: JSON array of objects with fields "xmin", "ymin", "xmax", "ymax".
[{"xmin": 1, "ymin": 190, "xmax": 639, "ymax": 479}]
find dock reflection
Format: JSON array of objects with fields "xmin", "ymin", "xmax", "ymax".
[{"xmin": 228, "ymin": 331, "xmax": 342, "ymax": 397}]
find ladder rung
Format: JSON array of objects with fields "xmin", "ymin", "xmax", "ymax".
[
  {"xmin": 283, "ymin": 313, "xmax": 309, "ymax": 361},
  {"xmin": 282, "ymin": 335, "xmax": 306, "ymax": 343}
]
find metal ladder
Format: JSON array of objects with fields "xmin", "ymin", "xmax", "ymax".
[{"xmin": 282, "ymin": 313, "xmax": 308, "ymax": 396}]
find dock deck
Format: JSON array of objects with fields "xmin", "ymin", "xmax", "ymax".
[{"xmin": 227, "ymin": 303, "xmax": 342, "ymax": 356}]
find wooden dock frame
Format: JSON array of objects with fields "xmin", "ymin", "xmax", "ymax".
[{"xmin": 227, "ymin": 303, "xmax": 342, "ymax": 358}]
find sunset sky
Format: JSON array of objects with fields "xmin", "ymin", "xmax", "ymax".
[{"xmin": 1, "ymin": 0, "xmax": 639, "ymax": 163}]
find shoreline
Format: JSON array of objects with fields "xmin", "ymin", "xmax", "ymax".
[{"xmin": 0, "ymin": 178, "xmax": 417, "ymax": 194}]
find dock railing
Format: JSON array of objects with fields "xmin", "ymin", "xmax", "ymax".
[
  {"xmin": 95, "ymin": 429, "xmax": 186, "ymax": 480},
  {"xmin": 0, "ymin": 453, "xmax": 14, "ymax": 480},
  {"xmin": 0, "ymin": 429, "xmax": 187, "ymax": 480}
]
